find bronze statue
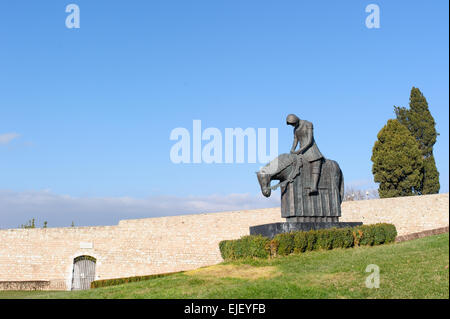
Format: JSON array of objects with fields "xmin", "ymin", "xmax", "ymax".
[
  {"xmin": 256, "ymin": 114, "xmax": 344, "ymax": 222},
  {"xmin": 252, "ymin": 113, "xmax": 362, "ymax": 237}
]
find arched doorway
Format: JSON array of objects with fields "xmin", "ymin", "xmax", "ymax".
[{"xmin": 71, "ymin": 255, "xmax": 96, "ymax": 290}]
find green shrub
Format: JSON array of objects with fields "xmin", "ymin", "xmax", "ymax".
[
  {"xmin": 358, "ymin": 225, "xmax": 376, "ymax": 246},
  {"xmin": 352, "ymin": 228, "xmax": 362, "ymax": 246},
  {"xmin": 293, "ymin": 231, "xmax": 308, "ymax": 253},
  {"xmin": 273, "ymin": 233, "xmax": 295, "ymax": 256},
  {"xmin": 373, "ymin": 224, "xmax": 386, "ymax": 245},
  {"xmin": 91, "ymin": 271, "xmax": 183, "ymax": 289},
  {"xmin": 325, "ymin": 228, "xmax": 351, "ymax": 250},
  {"xmin": 219, "ymin": 235, "xmax": 269, "ymax": 260},
  {"xmin": 266, "ymin": 238, "xmax": 279, "ymax": 257},
  {"xmin": 338, "ymin": 228, "xmax": 355, "ymax": 249},
  {"xmin": 219, "ymin": 240, "xmax": 235, "ymax": 260},
  {"xmin": 354, "ymin": 223, "xmax": 398, "ymax": 246},
  {"xmin": 219, "ymin": 224, "xmax": 397, "ymax": 260},
  {"xmin": 305, "ymin": 230, "xmax": 317, "ymax": 251},
  {"xmin": 316, "ymin": 229, "xmax": 334, "ymax": 250},
  {"xmin": 383, "ymin": 223, "xmax": 398, "ymax": 243}
]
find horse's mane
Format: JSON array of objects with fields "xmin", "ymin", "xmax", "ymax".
[{"xmin": 260, "ymin": 153, "xmax": 295, "ymax": 175}]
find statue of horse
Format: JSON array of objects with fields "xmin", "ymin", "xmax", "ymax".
[{"xmin": 256, "ymin": 153, "xmax": 344, "ymax": 204}]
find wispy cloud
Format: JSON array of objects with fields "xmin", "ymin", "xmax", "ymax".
[
  {"xmin": 0, "ymin": 189, "xmax": 280, "ymax": 229},
  {"xmin": 0, "ymin": 133, "xmax": 20, "ymax": 145}
]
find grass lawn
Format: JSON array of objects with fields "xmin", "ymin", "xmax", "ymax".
[{"xmin": 1, "ymin": 233, "xmax": 448, "ymax": 299}]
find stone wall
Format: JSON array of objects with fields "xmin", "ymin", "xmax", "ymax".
[
  {"xmin": 340, "ymin": 193, "xmax": 449, "ymax": 235},
  {"xmin": 0, "ymin": 193, "xmax": 448, "ymax": 290}
]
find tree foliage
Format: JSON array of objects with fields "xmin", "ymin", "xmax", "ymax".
[
  {"xmin": 422, "ymin": 155, "xmax": 440, "ymax": 194},
  {"xmin": 371, "ymin": 119, "xmax": 423, "ymax": 198},
  {"xmin": 20, "ymin": 218, "xmax": 36, "ymax": 229},
  {"xmin": 394, "ymin": 87, "xmax": 440, "ymax": 194},
  {"xmin": 19, "ymin": 218, "xmax": 48, "ymax": 229}
]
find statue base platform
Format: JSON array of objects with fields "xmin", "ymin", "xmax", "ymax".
[{"xmin": 249, "ymin": 222, "xmax": 363, "ymax": 238}]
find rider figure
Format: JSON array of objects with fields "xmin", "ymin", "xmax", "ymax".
[{"xmin": 286, "ymin": 114, "xmax": 324, "ymax": 194}]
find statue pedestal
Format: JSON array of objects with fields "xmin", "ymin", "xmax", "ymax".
[{"xmin": 249, "ymin": 222, "xmax": 363, "ymax": 239}]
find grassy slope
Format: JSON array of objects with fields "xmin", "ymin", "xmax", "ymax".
[{"xmin": 1, "ymin": 233, "xmax": 448, "ymax": 299}]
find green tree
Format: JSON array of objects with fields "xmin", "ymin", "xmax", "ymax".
[
  {"xmin": 394, "ymin": 87, "xmax": 440, "ymax": 194},
  {"xmin": 371, "ymin": 119, "xmax": 423, "ymax": 198},
  {"xmin": 19, "ymin": 219, "xmax": 49, "ymax": 229},
  {"xmin": 20, "ymin": 218, "xmax": 36, "ymax": 229},
  {"xmin": 422, "ymin": 155, "xmax": 440, "ymax": 194}
]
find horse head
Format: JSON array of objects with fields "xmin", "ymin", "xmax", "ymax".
[{"xmin": 256, "ymin": 171, "xmax": 272, "ymax": 197}]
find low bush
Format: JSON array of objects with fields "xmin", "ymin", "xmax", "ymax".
[
  {"xmin": 272, "ymin": 233, "xmax": 295, "ymax": 256},
  {"xmin": 305, "ymin": 230, "xmax": 317, "ymax": 251},
  {"xmin": 356, "ymin": 225, "xmax": 376, "ymax": 246},
  {"xmin": 218, "ymin": 240, "xmax": 235, "ymax": 260},
  {"xmin": 219, "ymin": 235, "xmax": 270, "ymax": 260},
  {"xmin": 315, "ymin": 229, "xmax": 334, "ymax": 250},
  {"xmin": 332, "ymin": 228, "xmax": 354, "ymax": 249},
  {"xmin": 353, "ymin": 223, "xmax": 398, "ymax": 246},
  {"xmin": 380, "ymin": 223, "xmax": 397, "ymax": 243},
  {"xmin": 293, "ymin": 231, "xmax": 308, "ymax": 253},
  {"xmin": 91, "ymin": 271, "xmax": 183, "ymax": 289},
  {"xmin": 219, "ymin": 223, "xmax": 397, "ymax": 260}
]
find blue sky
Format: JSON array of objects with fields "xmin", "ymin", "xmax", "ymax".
[{"xmin": 0, "ymin": 1, "xmax": 448, "ymax": 228}]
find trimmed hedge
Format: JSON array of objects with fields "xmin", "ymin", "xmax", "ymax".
[
  {"xmin": 219, "ymin": 235, "xmax": 270, "ymax": 260},
  {"xmin": 219, "ymin": 223, "xmax": 397, "ymax": 260},
  {"xmin": 90, "ymin": 271, "xmax": 183, "ymax": 289}
]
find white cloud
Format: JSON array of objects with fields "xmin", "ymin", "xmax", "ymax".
[
  {"xmin": 0, "ymin": 133, "xmax": 20, "ymax": 145},
  {"xmin": 0, "ymin": 189, "xmax": 280, "ymax": 229}
]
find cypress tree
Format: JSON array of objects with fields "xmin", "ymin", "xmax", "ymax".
[
  {"xmin": 394, "ymin": 87, "xmax": 440, "ymax": 194},
  {"xmin": 422, "ymin": 155, "xmax": 440, "ymax": 194},
  {"xmin": 371, "ymin": 119, "xmax": 423, "ymax": 198}
]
